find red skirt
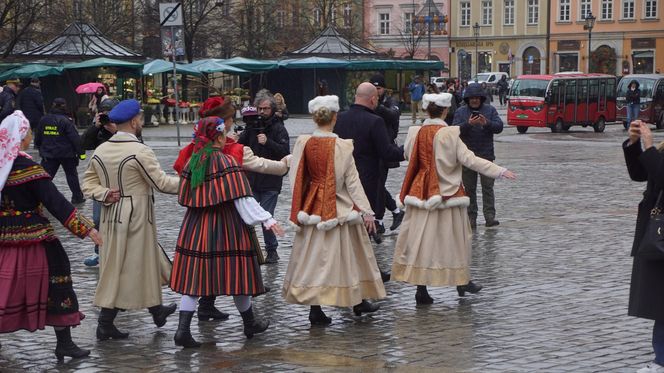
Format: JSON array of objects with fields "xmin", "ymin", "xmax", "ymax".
[{"xmin": 0, "ymin": 243, "xmax": 82, "ymax": 333}]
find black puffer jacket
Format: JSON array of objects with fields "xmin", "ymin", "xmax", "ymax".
[
  {"xmin": 626, "ymin": 80, "xmax": 641, "ymax": 105},
  {"xmin": 34, "ymin": 108, "xmax": 83, "ymax": 159},
  {"xmin": 452, "ymin": 83, "xmax": 503, "ymax": 161},
  {"xmin": 238, "ymin": 115, "xmax": 290, "ymax": 192}
]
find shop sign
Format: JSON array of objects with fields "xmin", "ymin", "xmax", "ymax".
[
  {"xmin": 558, "ymin": 40, "xmax": 580, "ymax": 51},
  {"xmin": 631, "ymin": 38, "xmax": 656, "ymax": 49},
  {"xmin": 454, "ymin": 40, "xmax": 494, "ymax": 47}
]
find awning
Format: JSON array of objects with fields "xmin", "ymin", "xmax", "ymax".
[
  {"xmin": 64, "ymin": 57, "xmax": 142, "ymax": 70},
  {"xmin": 278, "ymin": 57, "xmax": 350, "ymax": 69},
  {"xmin": 223, "ymin": 57, "xmax": 278, "ymax": 72},
  {"xmin": 185, "ymin": 60, "xmax": 249, "ymax": 74},
  {"xmin": 0, "ymin": 64, "xmax": 64, "ymax": 80},
  {"xmin": 142, "ymin": 59, "xmax": 201, "ymax": 76}
]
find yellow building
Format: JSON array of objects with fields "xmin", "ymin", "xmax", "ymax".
[
  {"xmin": 450, "ymin": 0, "xmax": 549, "ymax": 80},
  {"xmin": 549, "ymin": 0, "xmax": 664, "ymax": 74}
]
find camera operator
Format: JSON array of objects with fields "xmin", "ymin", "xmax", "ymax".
[
  {"xmin": 370, "ymin": 74, "xmax": 404, "ymax": 238},
  {"xmin": 79, "ymin": 98, "xmax": 118, "ymax": 267},
  {"xmin": 238, "ymin": 92, "xmax": 290, "ymax": 264},
  {"xmin": 452, "ymin": 83, "xmax": 503, "ymax": 230}
]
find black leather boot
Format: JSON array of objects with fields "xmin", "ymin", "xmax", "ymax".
[
  {"xmin": 380, "ymin": 271, "xmax": 391, "ymax": 283},
  {"xmin": 309, "ymin": 305, "xmax": 332, "ymax": 326},
  {"xmin": 415, "ymin": 285, "xmax": 434, "ymax": 305},
  {"xmin": 96, "ymin": 308, "xmax": 129, "ymax": 340},
  {"xmin": 54, "ymin": 327, "xmax": 90, "ymax": 361},
  {"xmin": 353, "ymin": 299, "xmax": 380, "ymax": 316},
  {"xmin": 198, "ymin": 296, "xmax": 229, "ymax": 321},
  {"xmin": 174, "ymin": 311, "xmax": 201, "ymax": 348},
  {"xmin": 240, "ymin": 306, "xmax": 269, "ymax": 339},
  {"xmin": 457, "ymin": 281, "xmax": 483, "ymax": 297},
  {"xmin": 148, "ymin": 303, "xmax": 177, "ymax": 327}
]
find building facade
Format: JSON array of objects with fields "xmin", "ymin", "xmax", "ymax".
[
  {"xmin": 449, "ymin": 0, "xmax": 549, "ymax": 80},
  {"xmin": 549, "ymin": 0, "xmax": 664, "ymax": 75},
  {"xmin": 363, "ymin": 0, "xmax": 451, "ymax": 69}
]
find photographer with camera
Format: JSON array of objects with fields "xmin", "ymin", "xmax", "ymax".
[
  {"xmin": 238, "ymin": 92, "xmax": 290, "ymax": 264},
  {"xmin": 452, "ymin": 83, "xmax": 503, "ymax": 230},
  {"xmin": 79, "ymin": 98, "xmax": 118, "ymax": 267}
]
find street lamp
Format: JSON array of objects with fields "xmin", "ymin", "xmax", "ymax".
[
  {"xmin": 584, "ymin": 11, "xmax": 596, "ymax": 73},
  {"xmin": 473, "ymin": 22, "xmax": 480, "ymax": 78}
]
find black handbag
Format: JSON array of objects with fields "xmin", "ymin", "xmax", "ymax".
[{"xmin": 637, "ymin": 190, "xmax": 664, "ymax": 260}]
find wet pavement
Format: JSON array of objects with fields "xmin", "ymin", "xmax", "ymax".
[{"xmin": 1, "ymin": 115, "xmax": 662, "ymax": 372}]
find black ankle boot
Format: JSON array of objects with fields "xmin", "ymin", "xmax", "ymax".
[
  {"xmin": 380, "ymin": 271, "xmax": 391, "ymax": 283},
  {"xmin": 457, "ymin": 281, "xmax": 483, "ymax": 297},
  {"xmin": 198, "ymin": 296, "xmax": 229, "ymax": 321},
  {"xmin": 353, "ymin": 299, "xmax": 380, "ymax": 316},
  {"xmin": 309, "ymin": 306, "xmax": 332, "ymax": 326},
  {"xmin": 96, "ymin": 308, "xmax": 129, "ymax": 341},
  {"xmin": 174, "ymin": 311, "xmax": 201, "ymax": 348},
  {"xmin": 415, "ymin": 285, "xmax": 434, "ymax": 305},
  {"xmin": 239, "ymin": 306, "xmax": 269, "ymax": 339},
  {"xmin": 148, "ymin": 303, "xmax": 177, "ymax": 327},
  {"xmin": 54, "ymin": 327, "xmax": 90, "ymax": 361}
]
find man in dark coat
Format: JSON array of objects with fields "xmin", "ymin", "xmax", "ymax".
[
  {"xmin": 334, "ymin": 82, "xmax": 404, "ymax": 282},
  {"xmin": 35, "ymin": 98, "xmax": 86, "ymax": 204},
  {"xmin": 17, "ymin": 78, "xmax": 45, "ymax": 130},
  {"xmin": 238, "ymin": 92, "xmax": 290, "ymax": 264},
  {"xmin": 452, "ymin": 82, "xmax": 503, "ymax": 230},
  {"xmin": 370, "ymin": 74, "xmax": 405, "ymax": 235},
  {"xmin": 624, "ymin": 120, "xmax": 664, "ymax": 372},
  {"xmin": 0, "ymin": 79, "xmax": 20, "ymax": 123}
]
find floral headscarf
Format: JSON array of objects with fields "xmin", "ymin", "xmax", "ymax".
[
  {"xmin": 188, "ymin": 116, "xmax": 225, "ymax": 189},
  {"xmin": 0, "ymin": 110, "xmax": 31, "ymax": 199}
]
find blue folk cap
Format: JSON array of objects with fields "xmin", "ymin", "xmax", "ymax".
[{"xmin": 108, "ymin": 99, "xmax": 141, "ymax": 123}]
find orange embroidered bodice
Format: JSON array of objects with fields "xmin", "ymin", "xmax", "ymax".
[
  {"xmin": 290, "ymin": 137, "xmax": 338, "ymax": 224},
  {"xmin": 400, "ymin": 125, "xmax": 443, "ymax": 203}
]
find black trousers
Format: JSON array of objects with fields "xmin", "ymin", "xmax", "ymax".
[
  {"xmin": 375, "ymin": 162, "xmax": 397, "ymax": 220},
  {"xmin": 41, "ymin": 157, "xmax": 84, "ymax": 200}
]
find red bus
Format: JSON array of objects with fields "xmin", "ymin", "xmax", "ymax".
[{"xmin": 507, "ymin": 73, "xmax": 616, "ymax": 133}]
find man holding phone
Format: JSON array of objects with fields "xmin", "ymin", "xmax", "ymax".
[{"xmin": 452, "ymin": 83, "xmax": 504, "ymax": 230}]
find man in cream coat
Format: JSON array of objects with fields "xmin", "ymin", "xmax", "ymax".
[{"xmin": 82, "ymin": 99, "xmax": 180, "ymax": 341}]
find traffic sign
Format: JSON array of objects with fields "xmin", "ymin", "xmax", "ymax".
[{"xmin": 160, "ymin": 3, "xmax": 183, "ymax": 27}]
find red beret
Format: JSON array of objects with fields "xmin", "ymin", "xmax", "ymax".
[{"xmin": 199, "ymin": 97, "xmax": 224, "ymax": 117}]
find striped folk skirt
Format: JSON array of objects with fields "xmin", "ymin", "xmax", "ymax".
[{"xmin": 169, "ymin": 202, "xmax": 266, "ymax": 297}]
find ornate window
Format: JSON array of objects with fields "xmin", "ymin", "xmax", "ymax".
[
  {"xmin": 622, "ymin": 0, "xmax": 635, "ymax": 19},
  {"xmin": 601, "ymin": 0, "xmax": 613, "ymax": 20},
  {"xmin": 528, "ymin": 0, "xmax": 539, "ymax": 24},
  {"xmin": 379, "ymin": 13, "xmax": 390, "ymax": 35},
  {"xmin": 645, "ymin": 0, "xmax": 658, "ymax": 18}
]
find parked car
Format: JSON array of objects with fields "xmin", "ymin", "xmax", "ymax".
[
  {"xmin": 471, "ymin": 72, "xmax": 509, "ymax": 94},
  {"xmin": 616, "ymin": 74, "xmax": 664, "ymax": 129},
  {"xmin": 430, "ymin": 76, "xmax": 447, "ymax": 90}
]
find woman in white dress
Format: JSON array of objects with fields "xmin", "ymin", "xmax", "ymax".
[
  {"xmin": 391, "ymin": 92, "xmax": 516, "ymax": 304},
  {"xmin": 283, "ymin": 95, "xmax": 386, "ymax": 325}
]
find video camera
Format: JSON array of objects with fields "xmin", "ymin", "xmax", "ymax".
[{"xmin": 238, "ymin": 115, "xmax": 267, "ymax": 133}]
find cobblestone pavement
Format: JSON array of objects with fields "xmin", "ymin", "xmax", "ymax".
[{"xmin": 1, "ymin": 117, "xmax": 662, "ymax": 372}]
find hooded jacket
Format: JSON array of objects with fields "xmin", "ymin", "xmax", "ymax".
[
  {"xmin": 452, "ymin": 83, "xmax": 503, "ymax": 161},
  {"xmin": 626, "ymin": 80, "xmax": 641, "ymax": 105}
]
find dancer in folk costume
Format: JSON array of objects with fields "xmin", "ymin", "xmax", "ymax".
[
  {"xmin": 0, "ymin": 111, "xmax": 102, "ymax": 360},
  {"xmin": 283, "ymin": 95, "xmax": 386, "ymax": 326},
  {"xmin": 391, "ymin": 93, "xmax": 516, "ymax": 304},
  {"xmin": 172, "ymin": 97, "xmax": 289, "ymax": 322},
  {"xmin": 170, "ymin": 116, "xmax": 284, "ymax": 348},
  {"xmin": 82, "ymin": 100, "xmax": 180, "ymax": 341}
]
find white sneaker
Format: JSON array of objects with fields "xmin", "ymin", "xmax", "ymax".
[{"xmin": 637, "ymin": 362, "xmax": 664, "ymax": 373}]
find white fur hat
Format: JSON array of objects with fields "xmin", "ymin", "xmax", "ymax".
[
  {"xmin": 308, "ymin": 95, "xmax": 340, "ymax": 114},
  {"xmin": 422, "ymin": 93, "xmax": 453, "ymax": 110}
]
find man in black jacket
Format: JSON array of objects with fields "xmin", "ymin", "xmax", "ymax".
[
  {"xmin": 35, "ymin": 98, "xmax": 86, "ymax": 204},
  {"xmin": 17, "ymin": 78, "xmax": 45, "ymax": 130},
  {"xmin": 238, "ymin": 92, "xmax": 290, "ymax": 264},
  {"xmin": 0, "ymin": 79, "xmax": 20, "ymax": 123},
  {"xmin": 334, "ymin": 82, "xmax": 404, "ymax": 284},
  {"xmin": 369, "ymin": 74, "xmax": 405, "ymax": 236}
]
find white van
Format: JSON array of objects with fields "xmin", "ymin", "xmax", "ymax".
[
  {"xmin": 471, "ymin": 72, "xmax": 509, "ymax": 93},
  {"xmin": 430, "ymin": 76, "xmax": 447, "ymax": 89}
]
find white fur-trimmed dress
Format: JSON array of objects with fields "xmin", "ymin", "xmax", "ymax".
[
  {"xmin": 282, "ymin": 130, "xmax": 386, "ymax": 307},
  {"xmin": 391, "ymin": 118, "xmax": 505, "ymax": 286}
]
